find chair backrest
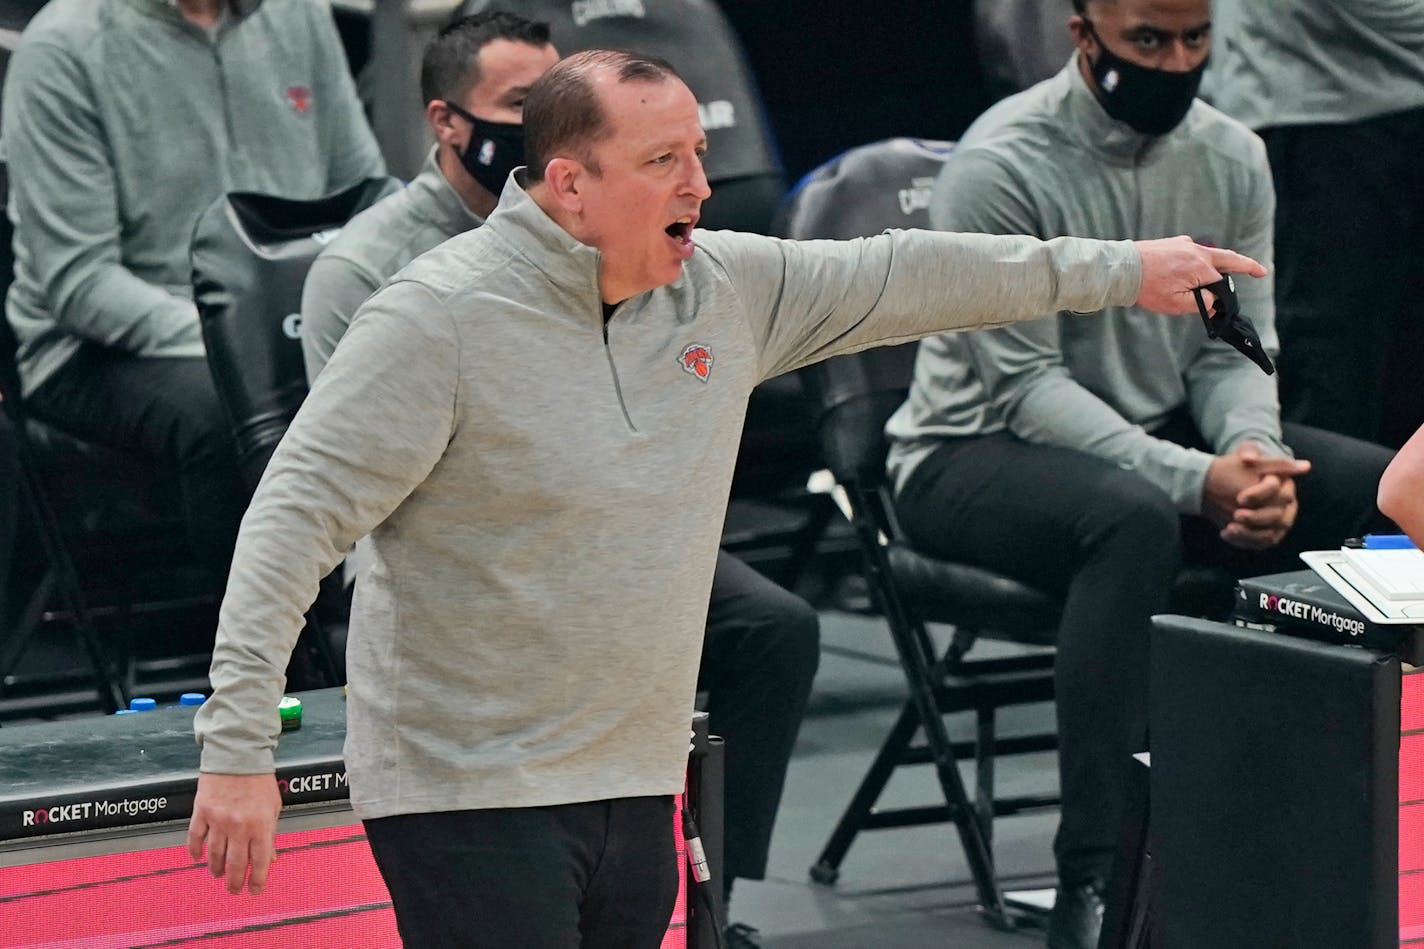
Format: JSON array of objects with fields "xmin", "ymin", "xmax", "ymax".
[
  {"xmin": 0, "ymin": 1, "xmax": 47, "ymax": 33},
  {"xmin": 973, "ymin": 0, "xmax": 1076, "ymax": 101},
  {"xmin": 773, "ymin": 137, "xmax": 955, "ymax": 487},
  {"xmin": 456, "ymin": 0, "xmax": 785, "ymax": 232},
  {"xmin": 191, "ymin": 176, "xmax": 399, "ymax": 491}
]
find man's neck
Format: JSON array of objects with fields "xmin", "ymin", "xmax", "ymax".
[
  {"xmin": 175, "ymin": 0, "xmax": 225, "ymax": 29},
  {"xmin": 525, "ymin": 182, "xmax": 631, "ymax": 306},
  {"xmin": 1077, "ymin": 49, "xmax": 1105, "ymax": 105},
  {"xmin": 438, "ymin": 146, "xmax": 499, "ymax": 221}
]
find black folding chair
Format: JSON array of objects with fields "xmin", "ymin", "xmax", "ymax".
[
  {"xmin": 190, "ymin": 176, "xmax": 399, "ymax": 687},
  {"xmin": 778, "ymin": 139, "xmax": 1063, "ymax": 929},
  {"xmin": 0, "ymin": 310, "xmax": 127, "ymax": 714}
]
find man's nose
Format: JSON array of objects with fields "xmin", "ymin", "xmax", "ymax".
[
  {"xmin": 686, "ymin": 155, "xmax": 712, "ymax": 200},
  {"xmin": 1163, "ymin": 41, "xmax": 1202, "ymax": 72}
]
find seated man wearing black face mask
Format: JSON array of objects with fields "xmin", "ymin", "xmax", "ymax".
[
  {"xmin": 884, "ymin": 1, "xmax": 1395, "ymax": 946},
  {"xmin": 300, "ymin": 17, "xmax": 821, "ymax": 948},
  {"xmin": 300, "ymin": 12, "xmax": 558, "ymax": 375}
]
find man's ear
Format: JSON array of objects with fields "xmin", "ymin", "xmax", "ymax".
[
  {"xmin": 542, "ymin": 157, "xmax": 584, "ymax": 213},
  {"xmin": 1068, "ymin": 15, "xmax": 1095, "ymax": 55},
  {"xmin": 425, "ymin": 100, "xmax": 462, "ymax": 147}
]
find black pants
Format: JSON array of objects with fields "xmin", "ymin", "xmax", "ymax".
[
  {"xmin": 1261, "ymin": 106, "xmax": 1424, "ymax": 445},
  {"xmin": 364, "ymin": 796, "xmax": 678, "ymax": 949},
  {"xmin": 701, "ymin": 549, "xmax": 820, "ymax": 884},
  {"xmin": 26, "ymin": 346, "xmax": 246, "ymax": 588},
  {"xmin": 894, "ymin": 421, "xmax": 1392, "ymax": 886}
]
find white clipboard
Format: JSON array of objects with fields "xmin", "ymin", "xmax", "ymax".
[{"xmin": 1300, "ymin": 549, "xmax": 1424, "ymax": 624}]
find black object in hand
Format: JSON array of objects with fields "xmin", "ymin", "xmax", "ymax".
[{"xmin": 1192, "ymin": 275, "xmax": 1275, "ymax": 375}]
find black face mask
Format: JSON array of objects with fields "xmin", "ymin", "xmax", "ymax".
[
  {"xmin": 444, "ymin": 100, "xmax": 525, "ymax": 197},
  {"xmin": 1083, "ymin": 21, "xmax": 1207, "ymax": 136}
]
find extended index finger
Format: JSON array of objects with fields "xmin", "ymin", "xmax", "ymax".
[{"xmin": 1207, "ymin": 247, "xmax": 1267, "ymax": 279}]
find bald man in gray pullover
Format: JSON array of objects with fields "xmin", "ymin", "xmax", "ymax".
[{"xmin": 187, "ymin": 49, "xmax": 1266, "ymax": 947}]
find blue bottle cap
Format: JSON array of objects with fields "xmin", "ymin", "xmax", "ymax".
[
  {"xmin": 129, "ymin": 697, "xmax": 157, "ymax": 712},
  {"xmin": 179, "ymin": 693, "xmax": 207, "ymax": 707}
]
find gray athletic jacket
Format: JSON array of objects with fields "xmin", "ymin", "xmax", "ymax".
[
  {"xmin": 887, "ymin": 58, "xmax": 1283, "ymax": 513},
  {"xmin": 1, "ymin": 0, "xmax": 384, "ymax": 394},
  {"xmin": 1207, "ymin": 0, "xmax": 1424, "ymax": 130},
  {"xmin": 195, "ymin": 174, "xmax": 1142, "ymax": 819}
]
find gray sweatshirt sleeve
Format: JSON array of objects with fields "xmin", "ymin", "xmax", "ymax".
[
  {"xmin": 930, "ymin": 149, "xmax": 1217, "ymax": 512},
  {"xmin": 3, "ymin": 40, "xmax": 201, "ymax": 357},
  {"xmin": 698, "ymin": 225, "xmax": 1142, "ymax": 383},
  {"xmin": 194, "ymin": 281, "xmax": 459, "ymax": 773},
  {"xmin": 299, "ymin": 252, "xmax": 383, "ymax": 384},
  {"xmin": 1184, "ymin": 137, "xmax": 1288, "ymax": 459}
]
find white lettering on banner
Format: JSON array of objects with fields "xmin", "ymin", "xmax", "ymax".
[
  {"xmin": 21, "ymin": 797, "xmax": 168, "ymax": 827},
  {"xmin": 571, "ymin": 0, "xmax": 645, "ymax": 27},
  {"xmin": 281, "ymin": 313, "xmax": 302, "ymax": 340},
  {"xmin": 276, "ymin": 771, "xmax": 349, "ymax": 795},
  {"xmin": 93, "ymin": 796, "xmax": 168, "ymax": 819},
  {"xmin": 21, "ymin": 802, "xmax": 93, "ymax": 826},
  {"xmin": 898, "ymin": 176, "xmax": 936, "ymax": 216},
  {"xmin": 1259, "ymin": 593, "xmax": 1366, "ymax": 637},
  {"xmin": 697, "ymin": 100, "xmax": 736, "ymax": 131}
]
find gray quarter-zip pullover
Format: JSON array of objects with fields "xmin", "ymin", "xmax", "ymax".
[
  {"xmin": 1206, "ymin": 0, "xmax": 1424, "ymax": 130},
  {"xmin": 195, "ymin": 173, "xmax": 1142, "ymax": 819},
  {"xmin": 1, "ymin": 0, "xmax": 385, "ymax": 395},
  {"xmin": 887, "ymin": 57, "xmax": 1283, "ymax": 513}
]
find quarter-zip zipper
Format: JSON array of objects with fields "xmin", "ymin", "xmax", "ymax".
[
  {"xmin": 208, "ymin": 35, "xmax": 235, "ymax": 186},
  {"xmin": 601, "ymin": 303, "xmax": 639, "ymax": 433}
]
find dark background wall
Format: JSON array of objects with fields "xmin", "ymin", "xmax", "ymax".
[{"xmin": 715, "ymin": 0, "xmax": 992, "ymax": 182}]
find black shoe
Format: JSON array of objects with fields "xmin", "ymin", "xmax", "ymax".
[
  {"xmin": 724, "ymin": 922, "xmax": 763, "ymax": 949},
  {"xmin": 1046, "ymin": 881, "xmax": 1105, "ymax": 949}
]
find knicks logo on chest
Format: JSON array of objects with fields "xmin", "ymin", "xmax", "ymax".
[
  {"xmin": 286, "ymin": 85, "xmax": 314, "ymax": 114},
  {"xmin": 679, "ymin": 343, "xmax": 714, "ymax": 382}
]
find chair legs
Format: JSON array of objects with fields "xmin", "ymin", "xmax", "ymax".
[
  {"xmin": 4, "ymin": 460, "xmax": 127, "ymax": 713},
  {"xmin": 809, "ymin": 698, "xmax": 921, "ymax": 884},
  {"xmin": 809, "ymin": 628, "xmax": 1057, "ymax": 931},
  {"xmin": 809, "ymin": 691, "xmax": 1014, "ymax": 927},
  {"xmin": 919, "ymin": 689, "xmax": 1013, "ymax": 929}
]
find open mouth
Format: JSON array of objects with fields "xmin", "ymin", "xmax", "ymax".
[{"xmin": 664, "ymin": 217, "xmax": 695, "ymax": 243}]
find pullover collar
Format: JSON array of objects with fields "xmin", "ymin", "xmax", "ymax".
[
  {"xmin": 414, "ymin": 145, "xmax": 485, "ymax": 235},
  {"xmin": 130, "ymin": 0, "xmax": 260, "ymax": 29},
  {"xmin": 1060, "ymin": 52, "xmax": 1187, "ymax": 167},
  {"xmin": 486, "ymin": 169, "xmax": 609, "ymax": 309}
]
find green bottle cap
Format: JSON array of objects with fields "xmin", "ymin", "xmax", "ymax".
[{"xmin": 278, "ymin": 695, "xmax": 303, "ymax": 730}]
